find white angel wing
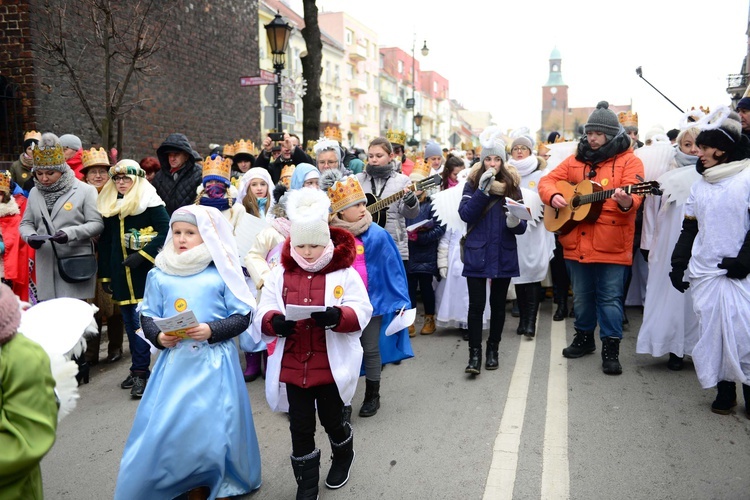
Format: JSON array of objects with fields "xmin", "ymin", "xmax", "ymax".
[
  {"xmin": 49, "ymin": 353, "xmax": 80, "ymax": 421},
  {"xmin": 657, "ymin": 166, "xmax": 701, "ymax": 208},
  {"xmin": 634, "ymin": 143, "xmax": 676, "ymax": 181},
  {"xmin": 519, "ymin": 187, "xmax": 544, "ymax": 227},
  {"xmin": 430, "ymin": 181, "xmax": 467, "ymax": 234}
]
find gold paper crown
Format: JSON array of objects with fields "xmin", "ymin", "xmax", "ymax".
[
  {"xmin": 0, "ymin": 171, "xmax": 11, "ymax": 193},
  {"xmin": 461, "ymin": 141, "xmax": 474, "ymax": 151},
  {"xmin": 223, "ymin": 143, "xmax": 235, "ymax": 157},
  {"xmin": 328, "ymin": 176, "xmax": 367, "ymax": 213},
  {"xmin": 617, "ymin": 111, "xmax": 638, "ymax": 128},
  {"xmin": 233, "ymin": 139, "xmax": 259, "ymax": 157},
  {"xmin": 24, "ymin": 130, "xmax": 42, "ymax": 142},
  {"xmin": 32, "ymin": 143, "xmax": 65, "ymax": 168},
  {"xmin": 386, "ymin": 129, "xmax": 407, "ymax": 146},
  {"xmin": 537, "ymin": 143, "xmax": 550, "ymax": 156},
  {"xmin": 306, "ymin": 140, "xmax": 317, "ymax": 158},
  {"xmin": 82, "ymin": 147, "xmax": 110, "ymax": 169},
  {"xmin": 324, "ymin": 126, "xmax": 343, "ymax": 143},
  {"xmin": 280, "ymin": 164, "xmax": 295, "ymax": 188},
  {"xmin": 202, "ymin": 155, "xmax": 232, "ymax": 182},
  {"xmin": 410, "ymin": 157, "xmax": 431, "ymax": 180}
]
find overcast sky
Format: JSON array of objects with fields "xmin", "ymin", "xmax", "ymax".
[{"xmin": 287, "ymin": 0, "xmax": 748, "ymax": 137}]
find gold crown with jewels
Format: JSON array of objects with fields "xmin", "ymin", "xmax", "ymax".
[
  {"xmin": 0, "ymin": 171, "xmax": 11, "ymax": 193},
  {"xmin": 233, "ymin": 139, "xmax": 259, "ymax": 157},
  {"xmin": 410, "ymin": 157, "xmax": 431, "ymax": 181},
  {"xmin": 617, "ymin": 110, "xmax": 638, "ymax": 128},
  {"xmin": 324, "ymin": 126, "xmax": 342, "ymax": 143},
  {"xmin": 280, "ymin": 164, "xmax": 295, "ymax": 188},
  {"xmin": 32, "ymin": 142, "xmax": 65, "ymax": 168},
  {"xmin": 328, "ymin": 175, "xmax": 366, "ymax": 213},
  {"xmin": 386, "ymin": 129, "xmax": 407, "ymax": 146},
  {"xmin": 202, "ymin": 155, "xmax": 232, "ymax": 181},
  {"xmin": 82, "ymin": 147, "xmax": 110, "ymax": 168},
  {"xmin": 223, "ymin": 143, "xmax": 235, "ymax": 157}
]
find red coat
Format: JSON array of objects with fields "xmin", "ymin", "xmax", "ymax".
[
  {"xmin": 0, "ymin": 194, "xmax": 32, "ymax": 300},
  {"xmin": 67, "ymin": 149, "xmax": 84, "ymax": 180},
  {"xmin": 261, "ymin": 227, "xmax": 360, "ymax": 388},
  {"xmin": 538, "ymin": 148, "xmax": 644, "ymax": 266}
]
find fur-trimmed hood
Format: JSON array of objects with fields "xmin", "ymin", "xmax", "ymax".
[
  {"xmin": 280, "ymin": 225, "xmax": 356, "ymax": 273},
  {"xmin": 0, "ymin": 195, "xmax": 20, "ymax": 218}
]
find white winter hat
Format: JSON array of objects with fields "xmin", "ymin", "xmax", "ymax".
[{"xmin": 287, "ymin": 187, "xmax": 331, "ymax": 247}]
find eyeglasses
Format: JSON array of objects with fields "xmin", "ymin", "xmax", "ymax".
[
  {"xmin": 511, "ymin": 146, "xmax": 530, "ymax": 153},
  {"xmin": 318, "ymin": 160, "xmax": 339, "ymax": 166},
  {"xmin": 112, "ymin": 175, "xmax": 132, "ymax": 183}
]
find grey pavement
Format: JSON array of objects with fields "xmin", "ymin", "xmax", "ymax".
[{"xmin": 42, "ymin": 302, "xmax": 750, "ymax": 499}]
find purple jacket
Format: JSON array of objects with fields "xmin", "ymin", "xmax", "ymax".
[{"xmin": 458, "ymin": 182, "xmax": 526, "ymax": 279}]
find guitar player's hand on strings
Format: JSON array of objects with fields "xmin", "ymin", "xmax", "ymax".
[
  {"xmin": 550, "ymin": 194, "xmax": 568, "ymax": 209},
  {"xmin": 612, "ymin": 187, "xmax": 633, "ymax": 210}
]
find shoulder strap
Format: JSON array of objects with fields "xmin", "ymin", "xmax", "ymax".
[
  {"xmin": 41, "ymin": 216, "xmax": 62, "ymax": 260},
  {"xmin": 465, "ymin": 196, "xmax": 502, "ymax": 237}
]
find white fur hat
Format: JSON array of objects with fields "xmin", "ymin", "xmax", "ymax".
[{"xmin": 286, "ymin": 187, "xmax": 331, "ymax": 247}]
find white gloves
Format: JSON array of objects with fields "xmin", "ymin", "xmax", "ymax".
[
  {"xmin": 439, "ymin": 268, "xmax": 448, "ymax": 279},
  {"xmin": 478, "ymin": 168, "xmax": 496, "ymax": 194},
  {"xmin": 506, "ymin": 213, "xmax": 521, "ymax": 228}
]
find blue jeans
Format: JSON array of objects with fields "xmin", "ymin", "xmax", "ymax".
[
  {"xmin": 121, "ymin": 304, "xmax": 150, "ymax": 374},
  {"xmin": 565, "ymin": 261, "xmax": 627, "ymax": 340}
]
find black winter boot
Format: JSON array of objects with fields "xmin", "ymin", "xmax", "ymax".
[
  {"xmin": 562, "ymin": 329, "xmax": 596, "ymax": 358},
  {"xmin": 553, "ymin": 289, "xmax": 568, "ymax": 321},
  {"xmin": 325, "ymin": 422, "xmax": 354, "ymax": 489},
  {"xmin": 667, "ymin": 353, "xmax": 684, "ymax": 371},
  {"xmin": 515, "ymin": 285, "xmax": 527, "ymax": 335},
  {"xmin": 711, "ymin": 381, "xmax": 737, "ymax": 415},
  {"xmin": 465, "ymin": 346, "xmax": 482, "ymax": 375},
  {"xmin": 291, "ymin": 449, "xmax": 320, "ymax": 500},
  {"xmin": 485, "ymin": 341, "xmax": 499, "ymax": 370},
  {"xmin": 743, "ymin": 384, "xmax": 750, "ymax": 419},
  {"xmin": 358, "ymin": 380, "xmax": 380, "ymax": 417},
  {"xmin": 523, "ymin": 284, "xmax": 540, "ymax": 338},
  {"xmin": 601, "ymin": 337, "xmax": 622, "ymax": 375}
]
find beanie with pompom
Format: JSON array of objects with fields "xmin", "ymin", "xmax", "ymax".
[{"xmin": 584, "ymin": 101, "xmax": 622, "ymax": 141}]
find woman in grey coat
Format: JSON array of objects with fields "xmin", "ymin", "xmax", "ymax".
[{"xmin": 19, "ymin": 133, "xmax": 104, "ymax": 302}]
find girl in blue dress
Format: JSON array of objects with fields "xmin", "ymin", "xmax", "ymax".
[{"xmin": 114, "ymin": 205, "xmax": 262, "ymax": 500}]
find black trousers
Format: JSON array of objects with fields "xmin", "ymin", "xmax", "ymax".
[
  {"xmin": 551, "ymin": 236, "xmax": 569, "ymax": 299},
  {"xmin": 408, "ymin": 272, "xmax": 436, "ymax": 315},
  {"xmin": 466, "ymin": 277, "xmax": 511, "ymax": 349},
  {"xmin": 287, "ymin": 382, "xmax": 347, "ymax": 457}
]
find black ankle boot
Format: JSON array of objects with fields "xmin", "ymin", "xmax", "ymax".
[
  {"xmin": 667, "ymin": 353, "xmax": 684, "ymax": 371},
  {"xmin": 511, "ymin": 300, "xmax": 520, "ymax": 318},
  {"xmin": 515, "ymin": 285, "xmax": 527, "ymax": 335},
  {"xmin": 553, "ymin": 295, "xmax": 568, "ymax": 321},
  {"xmin": 601, "ymin": 337, "xmax": 622, "ymax": 375},
  {"xmin": 711, "ymin": 381, "xmax": 737, "ymax": 415},
  {"xmin": 291, "ymin": 449, "xmax": 320, "ymax": 500},
  {"xmin": 325, "ymin": 422, "xmax": 354, "ymax": 489},
  {"xmin": 74, "ymin": 356, "xmax": 90, "ymax": 385},
  {"xmin": 485, "ymin": 341, "xmax": 499, "ymax": 370},
  {"xmin": 359, "ymin": 379, "xmax": 380, "ymax": 417},
  {"xmin": 562, "ymin": 329, "xmax": 595, "ymax": 358},
  {"xmin": 465, "ymin": 347, "xmax": 482, "ymax": 375}
]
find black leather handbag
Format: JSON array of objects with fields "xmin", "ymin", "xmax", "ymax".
[{"xmin": 42, "ymin": 217, "xmax": 97, "ymax": 284}]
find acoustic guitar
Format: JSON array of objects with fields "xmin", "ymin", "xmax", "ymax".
[
  {"xmin": 366, "ymin": 174, "xmax": 442, "ymax": 228},
  {"xmin": 543, "ymin": 179, "xmax": 659, "ymax": 235}
]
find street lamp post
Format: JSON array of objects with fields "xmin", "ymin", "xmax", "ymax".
[
  {"xmin": 265, "ymin": 12, "xmax": 293, "ymax": 133},
  {"xmin": 408, "ymin": 38, "xmax": 429, "ymax": 147}
]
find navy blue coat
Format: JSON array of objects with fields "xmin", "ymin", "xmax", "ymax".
[
  {"xmin": 405, "ymin": 198, "xmax": 446, "ymax": 276},
  {"xmin": 458, "ymin": 183, "xmax": 526, "ymax": 279}
]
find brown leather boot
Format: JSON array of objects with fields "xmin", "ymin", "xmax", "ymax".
[
  {"xmin": 420, "ymin": 315, "xmax": 436, "ymax": 335},
  {"xmin": 408, "ymin": 324, "xmax": 416, "ymax": 337}
]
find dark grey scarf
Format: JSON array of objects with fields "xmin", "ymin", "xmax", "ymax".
[
  {"xmin": 365, "ymin": 162, "xmax": 395, "ymax": 179},
  {"xmin": 575, "ymin": 133, "xmax": 632, "ymax": 167},
  {"xmin": 34, "ymin": 167, "xmax": 76, "ymax": 212}
]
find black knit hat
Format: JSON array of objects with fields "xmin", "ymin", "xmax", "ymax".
[
  {"xmin": 584, "ymin": 101, "xmax": 622, "ymax": 141},
  {"xmin": 695, "ymin": 108, "xmax": 742, "ymax": 154}
]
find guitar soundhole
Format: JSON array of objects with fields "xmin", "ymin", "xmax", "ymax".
[{"xmin": 570, "ymin": 196, "xmax": 580, "ymax": 210}]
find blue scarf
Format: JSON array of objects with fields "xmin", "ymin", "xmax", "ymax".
[{"xmin": 198, "ymin": 196, "xmax": 232, "ymax": 211}]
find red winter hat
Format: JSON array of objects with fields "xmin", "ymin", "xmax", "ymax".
[{"xmin": 0, "ymin": 283, "xmax": 21, "ymax": 345}]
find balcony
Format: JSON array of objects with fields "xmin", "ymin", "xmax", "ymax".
[
  {"xmin": 380, "ymin": 92, "xmax": 400, "ymax": 108},
  {"xmin": 349, "ymin": 78, "xmax": 367, "ymax": 95},
  {"xmin": 349, "ymin": 44, "xmax": 367, "ymax": 62},
  {"xmin": 727, "ymin": 73, "xmax": 748, "ymax": 103}
]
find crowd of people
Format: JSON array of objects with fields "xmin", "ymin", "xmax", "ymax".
[{"xmin": 2, "ymin": 96, "xmax": 750, "ymax": 499}]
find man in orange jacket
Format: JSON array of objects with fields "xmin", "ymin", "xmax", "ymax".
[{"xmin": 538, "ymin": 101, "xmax": 645, "ymax": 375}]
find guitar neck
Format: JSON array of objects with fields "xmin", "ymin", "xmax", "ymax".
[
  {"xmin": 578, "ymin": 184, "xmax": 635, "ymax": 206},
  {"xmin": 367, "ymin": 184, "xmax": 416, "ymax": 214}
]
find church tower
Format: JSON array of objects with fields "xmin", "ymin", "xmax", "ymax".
[{"xmin": 540, "ymin": 47, "xmax": 569, "ymax": 140}]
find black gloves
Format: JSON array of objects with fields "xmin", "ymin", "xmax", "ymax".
[
  {"xmin": 640, "ymin": 249, "xmax": 649, "ymax": 263},
  {"xmin": 27, "ymin": 234, "xmax": 47, "ymax": 249},
  {"xmin": 669, "ymin": 270, "xmax": 689, "ymax": 293},
  {"xmin": 718, "ymin": 257, "xmax": 750, "ymax": 280},
  {"xmin": 51, "ymin": 230, "xmax": 68, "ymax": 243},
  {"xmin": 310, "ymin": 306, "xmax": 342, "ymax": 329},
  {"xmin": 271, "ymin": 314, "xmax": 297, "ymax": 337},
  {"xmin": 403, "ymin": 190, "xmax": 418, "ymax": 208},
  {"xmin": 122, "ymin": 251, "xmax": 148, "ymax": 269},
  {"xmin": 670, "ymin": 217, "xmax": 698, "ymax": 293},
  {"xmin": 102, "ymin": 282, "xmax": 113, "ymax": 294}
]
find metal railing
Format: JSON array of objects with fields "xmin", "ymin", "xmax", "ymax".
[{"xmin": 727, "ymin": 73, "xmax": 749, "ymax": 89}]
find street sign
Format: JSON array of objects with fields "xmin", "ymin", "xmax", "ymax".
[
  {"xmin": 282, "ymin": 101, "xmax": 295, "ymax": 113},
  {"xmin": 405, "ymin": 98, "xmax": 415, "ymax": 109},
  {"xmin": 449, "ymin": 132, "xmax": 461, "ymax": 148},
  {"xmin": 281, "ymin": 112, "xmax": 296, "ymax": 125},
  {"xmin": 240, "ymin": 72, "xmax": 278, "ymax": 86}
]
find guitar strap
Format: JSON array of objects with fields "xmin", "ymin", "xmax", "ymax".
[{"xmin": 370, "ymin": 176, "xmax": 388, "ymax": 199}]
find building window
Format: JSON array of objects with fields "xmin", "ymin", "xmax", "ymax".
[
  {"xmin": 335, "ymin": 104, "xmax": 341, "ymax": 122},
  {"xmin": 347, "ymin": 98, "xmax": 353, "ymax": 115},
  {"xmin": 346, "ymin": 65, "xmax": 354, "ymax": 80},
  {"xmin": 379, "ymin": 53, "xmax": 384, "ymax": 70},
  {"xmin": 397, "ymin": 60, "xmax": 404, "ymax": 74},
  {"xmin": 327, "ymin": 103, "xmax": 332, "ymax": 121},
  {"xmin": 334, "ymin": 65, "xmax": 340, "ymax": 86},
  {"xmin": 345, "ymin": 29, "xmax": 354, "ymax": 45},
  {"xmin": 326, "ymin": 61, "xmax": 331, "ymax": 84},
  {"xmin": 433, "ymin": 81, "xmax": 438, "ymax": 93}
]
